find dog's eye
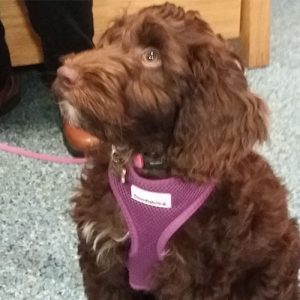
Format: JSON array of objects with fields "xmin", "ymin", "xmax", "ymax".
[
  {"xmin": 145, "ymin": 49, "xmax": 160, "ymax": 61},
  {"xmin": 142, "ymin": 48, "xmax": 161, "ymax": 67}
]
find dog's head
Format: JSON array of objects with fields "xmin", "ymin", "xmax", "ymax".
[{"xmin": 53, "ymin": 3, "xmax": 268, "ymax": 180}]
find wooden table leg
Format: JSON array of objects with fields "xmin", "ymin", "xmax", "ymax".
[{"xmin": 240, "ymin": 0, "xmax": 271, "ymax": 68}]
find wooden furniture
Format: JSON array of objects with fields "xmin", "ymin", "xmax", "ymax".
[{"xmin": 0, "ymin": 0, "xmax": 270, "ymax": 68}]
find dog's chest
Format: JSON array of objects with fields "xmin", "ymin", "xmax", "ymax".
[{"xmin": 108, "ymin": 166, "xmax": 215, "ymax": 291}]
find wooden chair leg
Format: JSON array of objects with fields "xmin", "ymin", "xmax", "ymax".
[{"xmin": 240, "ymin": 0, "xmax": 271, "ymax": 68}]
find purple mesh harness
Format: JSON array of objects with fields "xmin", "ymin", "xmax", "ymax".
[{"xmin": 109, "ymin": 166, "xmax": 215, "ymax": 291}]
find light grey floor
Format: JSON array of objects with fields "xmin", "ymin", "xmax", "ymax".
[{"xmin": 0, "ymin": 0, "xmax": 299, "ymax": 299}]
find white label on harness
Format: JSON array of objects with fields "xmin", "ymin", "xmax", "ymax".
[{"xmin": 131, "ymin": 185, "xmax": 172, "ymax": 208}]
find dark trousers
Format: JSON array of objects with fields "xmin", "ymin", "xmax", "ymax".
[{"xmin": 0, "ymin": 0, "xmax": 94, "ymax": 88}]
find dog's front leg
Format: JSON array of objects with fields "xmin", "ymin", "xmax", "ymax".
[
  {"xmin": 78, "ymin": 239, "xmax": 134, "ymax": 300},
  {"xmin": 228, "ymin": 259, "xmax": 300, "ymax": 300}
]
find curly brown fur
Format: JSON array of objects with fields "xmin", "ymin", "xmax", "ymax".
[{"xmin": 53, "ymin": 3, "xmax": 300, "ymax": 300}]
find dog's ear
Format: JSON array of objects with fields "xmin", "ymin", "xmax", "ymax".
[{"xmin": 170, "ymin": 19, "xmax": 268, "ymax": 180}]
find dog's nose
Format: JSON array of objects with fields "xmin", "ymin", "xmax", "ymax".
[{"xmin": 57, "ymin": 66, "xmax": 79, "ymax": 86}]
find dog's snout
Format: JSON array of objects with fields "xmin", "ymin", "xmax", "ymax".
[{"xmin": 57, "ymin": 66, "xmax": 79, "ymax": 86}]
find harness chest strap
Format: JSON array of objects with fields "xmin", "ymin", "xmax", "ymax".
[{"xmin": 109, "ymin": 166, "xmax": 215, "ymax": 291}]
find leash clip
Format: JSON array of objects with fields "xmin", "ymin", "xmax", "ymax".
[{"xmin": 111, "ymin": 145, "xmax": 127, "ymax": 184}]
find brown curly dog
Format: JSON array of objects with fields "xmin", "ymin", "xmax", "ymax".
[{"xmin": 53, "ymin": 3, "xmax": 300, "ymax": 300}]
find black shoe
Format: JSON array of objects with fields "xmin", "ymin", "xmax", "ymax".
[{"xmin": 0, "ymin": 74, "xmax": 21, "ymax": 115}]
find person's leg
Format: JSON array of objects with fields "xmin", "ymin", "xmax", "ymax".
[
  {"xmin": 0, "ymin": 19, "xmax": 20, "ymax": 114},
  {"xmin": 24, "ymin": 0, "xmax": 94, "ymax": 75},
  {"xmin": 0, "ymin": 19, "xmax": 12, "ymax": 89},
  {"xmin": 24, "ymin": 0, "xmax": 98, "ymax": 155}
]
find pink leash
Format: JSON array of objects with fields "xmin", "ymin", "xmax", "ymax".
[{"xmin": 0, "ymin": 142, "xmax": 86, "ymax": 165}]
